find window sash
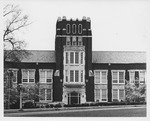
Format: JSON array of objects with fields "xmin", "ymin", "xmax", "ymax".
[
  {"xmin": 40, "ymin": 70, "xmax": 53, "ymax": 83},
  {"xmin": 78, "ymin": 24, "xmax": 82, "ymax": 34},
  {"xmin": 102, "ymin": 89, "xmax": 107, "ymax": 101},
  {"xmin": 75, "ymin": 52, "xmax": 79, "ymax": 64},
  {"xmin": 95, "ymin": 71, "xmax": 100, "ymax": 83},
  {"xmin": 70, "ymin": 52, "xmax": 74, "ymax": 64},
  {"xmin": 95, "ymin": 89, "xmax": 100, "ymax": 101},
  {"xmin": 112, "ymin": 71, "xmax": 125, "ymax": 84},
  {"xmin": 113, "ymin": 89, "xmax": 118, "ymax": 101},
  {"xmin": 72, "ymin": 24, "xmax": 76, "ymax": 34},
  {"xmin": 119, "ymin": 89, "xmax": 124, "ymax": 100},
  {"xmin": 70, "ymin": 70, "xmax": 74, "ymax": 82},
  {"xmin": 66, "ymin": 24, "xmax": 70, "ymax": 34},
  {"xmin": 75, "ymin": 70, "xmax": 79, "ymax": 82},
  {"xmin": 22, "ymin": 70, "xmax": 35, "ymax": 83}
]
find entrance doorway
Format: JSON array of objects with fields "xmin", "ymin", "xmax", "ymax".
[{"xmin": 68, "ymin": 92, "xmax": 80, "ymax": 105}]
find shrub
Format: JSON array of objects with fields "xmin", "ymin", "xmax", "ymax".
[{"xmin": 23, "ymin": 101, "xmax": 35, "ymax": 109}]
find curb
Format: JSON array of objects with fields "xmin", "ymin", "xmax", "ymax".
[{"xmin": 4, "ymin": 105, "xmax": 146, "ymax": 114}]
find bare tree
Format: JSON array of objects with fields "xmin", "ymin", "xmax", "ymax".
[{"xmin": 3, "ymin": 4, "xmax": 31, "ymax": 62}]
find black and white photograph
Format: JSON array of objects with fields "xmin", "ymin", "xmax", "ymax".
[{"xmin": 1, "ymin": 0, "xmax": 150, "ymax": 119}]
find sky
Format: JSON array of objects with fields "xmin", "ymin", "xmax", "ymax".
[{"xmin": 2, "ymin": 0, "xmax": 150, "ymax": 51}]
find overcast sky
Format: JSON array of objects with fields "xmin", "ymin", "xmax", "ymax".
[{"xmin": 3, "ymin": 0, "xmax": 150, "ymax": 51}]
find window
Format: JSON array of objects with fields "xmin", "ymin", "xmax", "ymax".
[
  {"xmin": 81, "ymin": 70, "xmax": 83, "ymax": 82},
  {"xmin": 70, "ymin": 52, "xmax": 74, "ymax": 64},
  {"xmin": 66, "ymin": 36, "xmax": 70, "ymax": 45},
  {"xmin": 78, "ymin": 24, "xmax": 82, "ymax": 34},
  {"xmin": 72, "ymin": 24, "xmax": 76, "ymax": 34},
  {"xmin": 112, "ymin": 89, "xmax": 125, "ymax": 101},
  {"xmin": 64, "ymin": 51, "xmax": 84, "ymax": 65},
  {"xmin": 102, "ymin": 89, "xmax": 107, "ymax": 101},
  {"xmin": 95, "ymin": 89, "xmax": 100, "ymax": 101},
  {"xmin": 75, "ymin": 70, "xmax": 79, "ymax": 82},
  {"xmin": 112, "ymin": 89, "xmax": 118, "ymax": 101},
  {"xmin": 139, "ymin": 71, "xmax": 146, "ymax": 84},
  {"xmin": 65, "ymin": 52, "xmax": 69, "ymax": 64},
  {"xmin": 112, "ymin": 72, "xmax": 117, "ymax": 83},
  {"xmin": 95, "ymin": 71, "xmax": 100, "ymax": 83},
  {"xmin": 65, "ymin": 70, "xmax": 68, "ymax": 82},
  {"xmin": 129, "ymin": 70, "xmax": 146, "ymax": 84},
  {"xmin": 95, "ymin": 89, "xmax": 107, "ymax": 102},
  {"xmin": 72, "ymin": 36, "xmax": 76, "ymax": 46},
  {"xmin": 80, "ymin": 52, "xmax": 83, "ymax": 64},
  {"xmin": 39, "ymin": 69, "xmax": 53, "ymax": 83},
  {"xmin": 78, "ymin": 37, "xmax": 82, "ymax": 46},
  {"xmin": 75, "ymin": 52, "xmax": 79, "ymax": 64},
  {"xmin": 119, "ymin": 89, "xmax": 124, "ymax": 101},
  {"xmin": 40, "ymin": 89, "xmax": 52, "ymax": 101},
  {"xmin": 22, "ymin": 69, "xmax": 35, "ymax": 83},
  {"xmin": 66, "ymin": 70, "xmax": 84, "ymax": 83},
  {"xmin": 94, "ymin": 70, "xmax": 107, "ymax": 84},
  {"xmin": 66, "ymin": 24, "xmax": 70, "ymax": 34},
  {"xmin": 129, "ymin": 71, "xmax": 135, "ymax": 84},
  {"xmin": 112, "ymin": 71, "xmax": 125, "ymax": 84},
  {"xmin": 70, "ymin": 70, "xmax": 74, "ymax": 82}
]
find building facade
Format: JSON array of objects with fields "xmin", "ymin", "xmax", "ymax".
[{"xmin": 4, "ymin": 16, "xmax": 146, "ymax": 105}]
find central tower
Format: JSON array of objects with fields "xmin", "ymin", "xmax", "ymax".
[{"xmin": 54, "ymin": 16, "xmax": 93, "ymax": 104}]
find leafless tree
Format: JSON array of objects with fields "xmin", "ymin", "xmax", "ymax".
[{"xmin": 3, "ymin": 4, "xmax": 31, "ymax": 62}]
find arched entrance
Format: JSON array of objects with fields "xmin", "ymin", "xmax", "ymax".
[{"xmin": 68, "ymin": 91, "xmax": 80, "ymax": 105}]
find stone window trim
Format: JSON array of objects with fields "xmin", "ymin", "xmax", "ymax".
[
  {"xmin": 94, "ymin": 70, "xmax": 108, "ymax": 84},
  {"xmin": 111, "ymin": 70, "xmax": 125, "ymax": 84},
  {"xmin": 22, "ymin": 69, "xmax": 35, "ymax": 83},
  {"xmin": 39, "ymin": 69, "xmax": 53, "ymax": 83}
]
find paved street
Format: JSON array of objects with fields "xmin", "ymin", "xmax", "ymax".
[{"xmin": 4, "ymin": 106, "xmax": 146, "ymax": 117}]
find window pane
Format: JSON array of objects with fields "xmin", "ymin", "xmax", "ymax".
[
  {"xmin": 72, "ymin": 36, "xmax": 76, "ymax": 45},
  {"xmin": 81, "ymin": 70, "xmax": 83, "ymax": 82},
  {"xmin": 70, "ymin": 70, "xmax": 74, "ymax": 82},
  {"xmin": 66, "ymin": 52, "xmax": 69, "ymax": 64},
  {"xmin": 75, "ymin": 70, "xmax": 79, "ymax": 82},
  {"xmin": 113, "ymin": 89, "xmax": 118, "ymax": 101},
  {"xmin": 81, "ymin": 52, "xmax": 83, "ymax": 64},
  {"xmin": 101, "ymin": 72, "xmax": 107, "ymax": 84},
  {"xmin": 13, "ymin": 70, "xmax": 17, "ymax": 83},
  {"xmin": 95, "ymin": 71, "xmax": 100, "ymax": 83},
  {"xmin": 119, "ymin": 89, "xmax": 124, "ymax": 100},
  {"xmin": 112, "ymin": 72, "xmax": 118, "ymax": 83},
  {"xmin": 22, "ymin": 70, "xmax": 28, "ymax": 79},
  {"xmin": 66, "ymin": 24, "xmax": 70, "ymax": 34},
  {"xmin": 130, "ymin": 72, "xmax": 135, "ymax": 83},
  {"xmin": 66, "ymin": 36, "xmax": 70, "ymax": 45},
  {"xmin": 78, "ymin": 24, "xmax": 82, "ymax": 34},
  {"xmin": 70, "ymin": 52, "xmax": 74, "ymax": 64},
  {"xmin": 139, "ymin": 71, "xmax": 145, "ymax": 84},
  {"xmin": 47, "ymin": 89, "xmax": 51, "ymax": 100},
  {"xmin": 78, "ymin": 37, "xmax": 82, "ymax": 46},
  {"xmin": 40, "ymin": 89, "xmax": 45, "ymax": 100},
  {"xmin": 75, "ymin": 52, "xmax": 79, "ymax": 64},
  {"xmin": 65, "ymin": 70, "xmax": 68, "ymax": 82},
  {"xmin": 102, "ymin": 89, "xmax": 107, "ymax": 101},
  {"xmin": 95, "ymin": 89, "xmax": 100, "ymax": 101},
  {"xmin": 72, "ymin": 24, "xmax": 76, "ymax": 34},
  {"xmin": 29, "ymin": 70, "xmax": 34, "ymax": 82},
  {"xmin": 40, "ymin": 70, "xmax": 45, "ymax": 83},
  {"xmin": 119, "ymin": 72, "xmax": 124, "ymax": 83}
]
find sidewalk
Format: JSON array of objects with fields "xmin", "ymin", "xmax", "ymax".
[{"xmin": 4, "ymin": 104, "xmax": 146, "ymax": 114}]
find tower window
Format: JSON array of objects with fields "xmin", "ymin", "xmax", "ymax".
[
  {"xmin": 66, "ymin": 36, "xmax": 70, "ymax": 45},
  {"xmin": 78, "ymin": 37, "xmax": 82, "ymax": 46},
  {"xmin": 72, "ymin": 24, "xmax": 76, "ymax": 34},
  {"xmin": 72, "ymin": 36, "xmax": 76, "ymax": 46},
  {"xmin": 66, "ymin": 24, "xmax": 70, "ymax": 34},
  {"xmin": 78, "ymin": 24, "xmax": 82, "ymax": 34}
]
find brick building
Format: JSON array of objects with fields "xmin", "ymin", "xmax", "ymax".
[{"xmin": 4, "ymin": 16, "xmax": 146, "ymax": 105}]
